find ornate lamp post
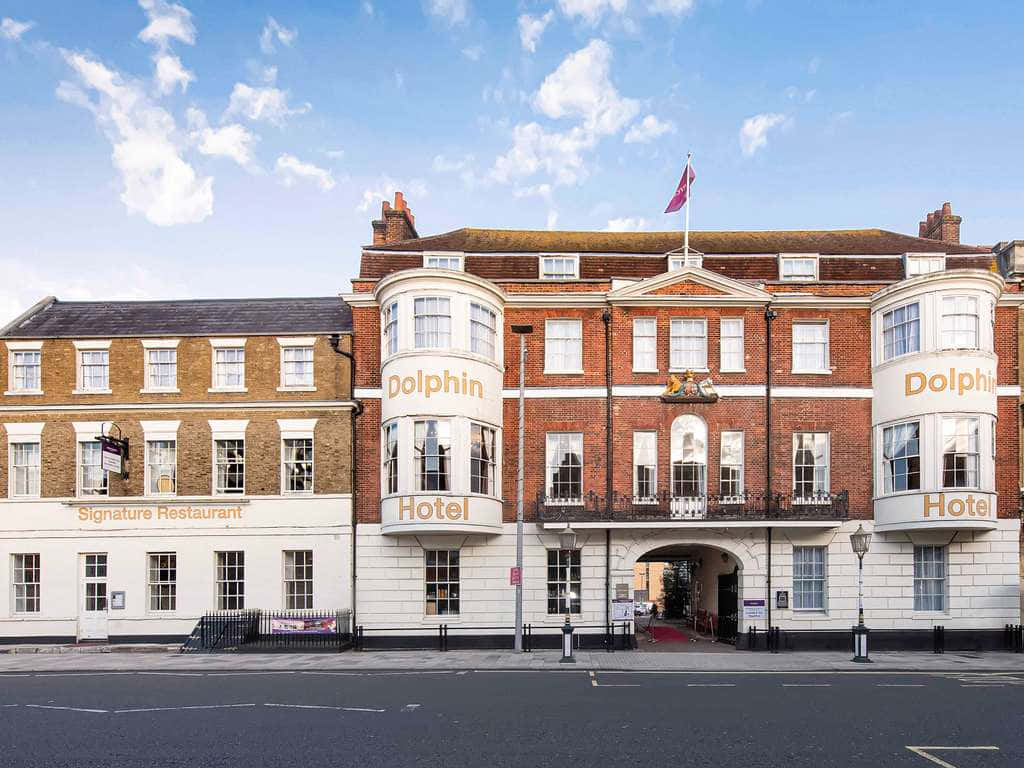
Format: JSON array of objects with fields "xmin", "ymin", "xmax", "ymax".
[
  {"xmin": 559, "ymin": 518, "xmax": 577, "ymax": 663},
  {"xmin": 511, "ymin": 325, "xmax": 533, "ymax": 653},
  {"xmin": 850, "ymin": 523, "xmax": 872, "ymax": 663}
]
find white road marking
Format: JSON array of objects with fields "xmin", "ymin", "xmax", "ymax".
[
  {"xmin": 207, "ymin": 672, "xmax": 297, "ymax": 677},
  {"xmin": 114, "ymin": 703, "xmax": 257, "ymax": 713},
  {"xmin": 263, "ymin": 703, "xmax": 384, "ymax": 713},
  {"xmin": 25, "ymin": 704, "xmax": 108, "ymax": 714},
  {"xmin": 686, "ymin": 684, "xmax": 735, "ymax": 688},
  {"xmin": 782, "ymin": 684, "xmax": 831, "ymax": 687},
  {"xmin": 32, "ymin": 673, "xmax": 132, "ymax": 678},
  {"xmin": 0, "ymin": 704, "xmax": 19, "ymax": 707},
  {"xmin": 878, "ymin": 684, "xmax": 925, "ymax": 687},
  {"xmin": 906, "ymin": 746, "xmax": 999, "ymax": 768},
  {"xmin": 403, "ymin": 704, "xmax": 421, "ymax": 711},
  {"xmin": 959, "ymin": 684, "xmax": 1006, "ymax": 688},
  {"xmin": 137, "ymin": 672, "xmax": 205, "ymax": 677},
  {"xmin": 589, "ymin": 671, "xmax": 640, "ymax": 688}
]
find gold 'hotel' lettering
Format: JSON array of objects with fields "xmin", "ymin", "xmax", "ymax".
[
  {"xmin": 398, "ymin": 496, "xmax": 470, "ymax": 522},
  {"xmin": 922, "ymin": 493, "xmax": 990, "ymax": 518},
  {"xmin": 904, "ymin": 367, "xmax": 996, "ymax": 397},
  {"xmin": 77, "ymin": 505, "xmax": 243, "ymax": 524},
  {"xmin": 388, "ymin": 370, "xmax": 483, "ymax": 400}
]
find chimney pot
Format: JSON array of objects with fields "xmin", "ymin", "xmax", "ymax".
[{"xmin": 942, "ymin": 202, "xmax": 952, "ymax": 215}]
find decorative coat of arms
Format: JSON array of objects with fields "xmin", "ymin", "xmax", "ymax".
[{"xmin": 660, "ymin": 370, "xmax": 718, "ymax": 403}]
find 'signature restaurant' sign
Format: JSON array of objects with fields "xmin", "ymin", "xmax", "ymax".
[{"xmin": 77, "ymin": 505, "xmax": 244, "ymax": 524}]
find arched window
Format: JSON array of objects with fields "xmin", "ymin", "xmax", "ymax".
[{"xmin": 670, "ymin": 415, "xmax": 707, "ymax": 498}]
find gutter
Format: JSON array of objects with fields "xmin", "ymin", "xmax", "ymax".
[
  {"xmin": 602, "ymin": 308, "xmax": 613, "ymax": 633},
  {"xmin": 764, "ymin": 303, "xmax": 777, "ymax": 635}
]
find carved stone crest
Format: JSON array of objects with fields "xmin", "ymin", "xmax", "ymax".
[{"xmin": 660, "ymin": 370, "xmax": 718, "ymax": 403}]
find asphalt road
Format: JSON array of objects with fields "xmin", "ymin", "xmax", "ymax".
[{"xmin": 0, "ymin": 669, "xmax": 1021, "ymax": 767}]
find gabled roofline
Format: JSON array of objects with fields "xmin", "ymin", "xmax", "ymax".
[
  {"xmin": 0, "ymin": 295, "xmax": 56, "ymax": 337},
  {"xmin": 607, "ymin": 266, "xmax": 771, "ymax": 302}
]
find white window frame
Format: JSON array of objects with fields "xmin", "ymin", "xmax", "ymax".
[
  {"xmin": 283, "ymin": 550, "xmax": 314, "ymax": 609},
  {"xmin": 413, "ymin": 296, "xmax": 452, "ymax": 350},
  {"xmin": 913, "ymin": 545, "xmax": 947, "ymax": 613},
  {"xmin": 792, "ymin": 432, "xmax": 830, "ymax": 500},
  {"xmin": 881, "ymin": 420, "xmax": 921, "ymax": 495},
  {"xmin": 719, "ymin": 430, "xmax": 744, "ymax": 499},
  {"xmin": 5, "ymin": 341, "xmax": 43, "ymax": 395},
  {"xmin": 669, "ymin": 252, "xmax": 703, "ymax": 270},
  {"xmin": 9, "ymin": 441, "xmax": 41, "ymax": 499},
  {"xmin": 77, "ymin": 440, "xmax": 108, "ymax": 497},
  {"xmin": 880, "ymin": 301, "xmax": 921, "ymax": 362},
  {"xmin": 792, "ymin": 546, "xmax": 827, "ymax": 612},
  {"xmin": 277, "ymin": 337, "xmax": 316, "ymax": 391},
  {"xmin": 779, "ymin": 254, "xmax": 819, "ymax": 282},
  {"xmin": 632, "ymin": 317, "xmax": 657, "ymax": 373},
  {"xmin": 632, "ymin": 430, "xmax": 658, "ymax": 503},
  {"xmin": 414, "ymin": 418, "xmax": 452, "ymax": 493},
  {"xmin": 140, "ymin": 339, "xmax": 180, "ymax": 393},
  {"xmin": 539, "ymin": 254, "xmax": 579, "ymax": 280},
  {"xmin": 72, "ymin": 340, "xmax": 111, "ymax": 394},
  {"xmin": 905, "ymin": 253, "xmax": 945, "ymax": 277},
  {"xmin": 940, "ymin": 295, "xmax": 980, "ymax": 351},
  {"xmin": 669, "ymin": 318, "xmax": 708, "ymax": 372},
  {"xmin": 470, "ymin": 422, "xmax": 497, "ymax": 496},
  {"xmin": 545, "ymin": 432, "xmax": 583, "ymax": 504},
  {"xmin": 547, "ymin": 548, "xmax": 582, "ymax": 615},
  {"xmin": 791, "ymin": 321, "xmax": 830, "ymax": 374},
  {"xmin": 469, "ymin": 302, "xmax": 498, "ymax": 360},
  {"xmin": 719, "ymin": 317, "xmax": 745, "ymax": 372},
  {"xmin": 209, "ymin": 338, "xmax": 247, "ymax": 393},
  {"xmin": 5, "ymin": 422, "xmax": 43, "ymax": 500},
  {"xmin": 11, "ymin": 553, "xmax": 41, "ymax": 614},
  {"xmin": 140, "ymin": 420, "xmax": 180, "ymax": 498},
  {"xmin": 382, "ymin": 421, "xmax": 399, "ymax": 496},
  {"xmin": 278, "ymin": 419, "xmax": 317, "ymax": 495},
  {"xmin": 147, "ymin": 552, "xmax": 177, "ymax": 613},
  {"xmin": 424, "ymin": 253, "xmax": 464, "ymax": 271},
  {"xmin": 544, "ymin": 319, "xmax": 583, "ymax": 374},
  {"xmin": 941, "ymin": 415, "xmax": 980, "ymax": 490},
  {"xmin": 215, "ymin": 551, "xmax": 245, "ymax": 611},
  {"xmin": 424, "ymin": 549, "xmax": 460, "ymax": 617},
  {"xmin": 382, "ymin": 301, "xmax": 399, "ymax": 359}
]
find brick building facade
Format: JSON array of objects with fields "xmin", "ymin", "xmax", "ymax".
[
  {"xmin": 0, "ymin": 297, "xmax": 355, "ymax": 642},
  {"xmin": 346, "ymin": 196, "xmax": 1022, "ymax": 648}
]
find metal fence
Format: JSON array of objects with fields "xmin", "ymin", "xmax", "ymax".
[
  {"xmin": 353, "ymin": 622, "xmax": 636, "ymax": 652},
  {"xmin": 180, "ymin": 609, "xmax": 352, "ymax": 653}
]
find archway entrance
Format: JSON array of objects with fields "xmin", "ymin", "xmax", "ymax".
[{"xmin": 632, "ymin": 543, "xmax": 741, "ymax": 651}]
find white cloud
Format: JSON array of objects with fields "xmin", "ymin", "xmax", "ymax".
[
  {"xmin": 518, "ymin": 11, "xmax": 554, "ymax": 53},
  {"xmin": 224, "ymin": 83, "xmax": 310, "ymax": 126},
  {"xmin": 275, "ymin": 154, "xmax": 335, "ymax": 191},
  {"xmin": 648, "ymin": 0, "xmax": 695, "ymax": 14},
  {"xmin": 513, "ymin": 183, "xmax": 553, "ymax": 202},
  {"xmin": 784, "ymin": 85, "xmax": 816, "ymax": 103},
  {"xmin": 259, "ymin": 17, "xmax": 297, "ymax": 55},
  {"xmin": 427, "ymin": 0, "xmax": 468, "ymax": 26},
  {"xmin": 186, "ymin": 108, "xmax": 258, "ymax": 167},
  {"xmin": 533, "ymin": 39, "xmax": 638, "ymax": 137},
  {"xmin": 808, "ymin": 56, "xmax": 821, "ymax": 75},
  {"xmin": 624, "ymin": 114, "xmax": 674, "ymax": 144},
  {"xmin": 461, "ymin": 45, "xmax": 483, "ymax": 61},
  {"xmin": 357, "ymin": 177, "xmax": 427, "ymax": 212},
  {"xmin": 57, "ymin": 51, "xmax": 212, "ymax": 226},
  {"xmin": 604, "ymin": 216, "xmax": 649, "ymax": 231},
  {"xmin": 362, "ymin": 2, "xmax": 375, "ymax": 16},
  {"xmin": 491, "ymin": 122, "xmax": 595, "ymax": 186},
  {"xmin": 154, "ymin": 53, "xmax": 194, "ymax": 94},
  {"xmin": 0, "ymin": 17, "xmax": 35, "ymax": 41},
  {"xmin": 137, "ymin": 0, "xmax": 195, "ymax": 48},
  {"xmin": 557, "ymin": 0, "xmax": 627, "ymax": 25},
  {"xmin": 739, "ymin": 112, "xmax": 788, "ymax": 156}
]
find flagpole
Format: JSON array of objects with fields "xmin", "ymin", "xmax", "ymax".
[{"xmin": 683, "ymin": 152, "xmax": 692, "ymax": 256}]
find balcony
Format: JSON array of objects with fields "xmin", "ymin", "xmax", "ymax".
[{"xmin": 533, "ymin": 490, "xmax": 850, "ymax": 524}]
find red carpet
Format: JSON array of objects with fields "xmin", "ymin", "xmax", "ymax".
[{"xmin": 647, "ymin": 625, "xmax": 692, "ymax": 643}]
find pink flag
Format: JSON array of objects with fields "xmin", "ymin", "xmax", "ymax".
[{"xmin": 664, "ymin": 162, "xmax": 696, "ymax": 213}]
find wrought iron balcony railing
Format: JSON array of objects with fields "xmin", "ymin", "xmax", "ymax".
[{"xmin": 534, "ymin": 490, "xmax": 849, "ymax": 523}]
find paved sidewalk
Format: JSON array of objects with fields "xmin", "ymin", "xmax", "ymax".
[{"xmin": 1, "ymin": 647, "xmax": 1024, "ymax": 673}]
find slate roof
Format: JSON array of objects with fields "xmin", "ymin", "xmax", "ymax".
[
  {"xmin": 1, "ymin": 297, "xmax": 352, "ymax": 339},
  {"xmin": 364, "ymin": 227, "xmax": 991, "ymax": 256}
]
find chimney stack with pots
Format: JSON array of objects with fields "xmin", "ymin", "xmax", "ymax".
[
  {"xmin": 917, "ymin": 201, "xmax": 961, "ymax": 245},
  {"xmin": 372, "ymin": 191, "xmax": 418, "ymax": 245}
]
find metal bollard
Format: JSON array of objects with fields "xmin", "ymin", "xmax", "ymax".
[
  {"xmin": 933, "ymin": 625, "xmax": 944, "ymax": 654},
  {"xmin": 560, "ymin": 616, "xmax": 576, "ymax": 663}
]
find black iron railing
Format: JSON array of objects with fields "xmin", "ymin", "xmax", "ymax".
[
  {"xmin": 534, "ymin": 490, "xmax": 849, "ymax": 523},
  {"xmin": 180, "ymin": 609, "xmax": 352, "ymax": 653}
]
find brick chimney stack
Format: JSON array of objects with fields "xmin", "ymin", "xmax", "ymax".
[
  {"xmin": 371, "ymin": 191, "xmax": 419, "ymax": 245},
  {"xmin": 917, "ymin": 201, "xmax": 961, "ymax": 245}
]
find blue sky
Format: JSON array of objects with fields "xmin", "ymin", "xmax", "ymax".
[{"xmin": 1, "ymin": 1, "xmax": 1021, "ymax": 319}]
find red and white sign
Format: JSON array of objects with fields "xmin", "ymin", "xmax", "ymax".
[{"xmin": 509, "ymin": 567, "xmax": 522, "ymax": 586}]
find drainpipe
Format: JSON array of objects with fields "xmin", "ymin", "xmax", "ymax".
[
  {"xmin": 602, "ymin": 308, "xmax": 613, "ymax": 631},
  {"xmin": 764, "ymin": 305, "xmax": 777, "ymax": 636},
  {"xmin": 330, "ymin": 333, "xmax": 363, "ymax": 636}
]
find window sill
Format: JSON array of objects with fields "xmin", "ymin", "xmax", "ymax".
[
  {"xmin": 719, "ymin": 369, "xmax": 745, "ymax": 374},
  {"xmin": 4, "ymin": 390, "xmax": 43, "ymax": 396},
  {"xmin": 282, "ymin": 490, "xmax": 315, "ymax": 497},
  {"xmin": 277, "ymin": 386, "xmax": 317, "ymax": 392},
  {"xmin": 791, "ymin": 370, "xmax": 833, "ymax": 376},
  {"xmin": 9, "ymin": 495, "xmax": 41, "ymax": 501},
  {"xmin": 213, "ymin": 491, "xmax": 246, "ymax": 498},
  {"xmin": 543, "ymin": 369, "xmax": 585, "ymax": 376},
  {"xmin": 668, "ymin": 368, "xmax": 710, "ymax": 374},
  {"xmin": 140, "ymin": 388, "xmax": 181, "ymax": 394},
  {"xmin": 73, "ymin": 389, "xmax": 112, "ymax": 395},
  {"xmin": 144, "ymin": 494, "xmax": 178, "ymax": 499},
  {"xmin": 632, "ymin": 368, "xmax": 659, "ymax": 374},
  {"xmin": 208, "ymin": 387, "xmax": 248, "ymax": 394}
]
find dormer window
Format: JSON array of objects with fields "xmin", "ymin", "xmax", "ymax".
[
  {"xmin": 669, "ymin": 252, "xmax": 703, "ymax": 270},
  {"xmin": 779, "ymin": 254, "xmax": 818, "ymax": 282},
  {"xmin": 905, "ymin": 253, "xmax": 945, "ymax": 277},
  {"xmin": 424, "ymin": 253, "xmax": 464, "ymax": 271},
  {"xmin": 540, "ymin": 255, "xmax": 579, "ymax": 280}
]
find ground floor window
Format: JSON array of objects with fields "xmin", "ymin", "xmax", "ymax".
[
  {"xmin": 425, "ymin": 549, "xmax": 460, "ymax": 616},
  {"xmin": 12, "ymin": 553, "xmax": 40, "ymax": 613},
  {"xmin": 283, "ymin": 550, "xmax": 313, "ymax": 609},
  {"xmin": 147, "ymin": 552, "xmax": 177, "ymax": 612},
  {"xmin": 547, "ymin": 549, "xmax": 581, "ymax": 615},
  {"xmin": 216, "ymin": 551, "xmax": 245, "ymax": 610},
  {"xmin": 913, "ymin": 546, "xmax": 947, "ymax": 612},
  {"xmin": 792, "ymin": 546, "xmax": 826, "ymax": 611}
]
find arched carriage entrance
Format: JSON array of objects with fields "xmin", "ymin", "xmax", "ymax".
[{"xmin": 610, "ymin": 529, "xmax": 766, "ymax": 647}]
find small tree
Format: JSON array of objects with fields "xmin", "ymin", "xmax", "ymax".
[{"xmin": 661, "ymin": 561, "xmax": 690, "ymax": 619}]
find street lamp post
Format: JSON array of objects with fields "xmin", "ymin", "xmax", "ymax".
[
  {"xmin": 850, "ymin": 523, "xmax": 872, "ymax": 663},
  {"xmin": 511, "ymin": 325, "xmax": 533, "ymax": 653},
  {"xmin": 559, "ymin": 519, "xmax": 577, "ymax": 663}
]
